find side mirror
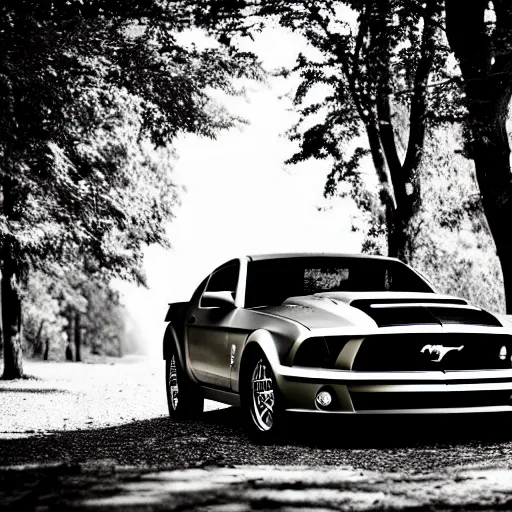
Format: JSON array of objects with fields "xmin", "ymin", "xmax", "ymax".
[{"xmin": 201, "ymin": 291, "xmax": 236, "ymax": 309}]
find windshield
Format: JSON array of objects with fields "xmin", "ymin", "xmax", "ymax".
[{"xmin": 245, "ymin": 256, "xmax": 433, "ymax": 308}]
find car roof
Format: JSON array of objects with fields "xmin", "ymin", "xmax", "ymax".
[
  {"xmin": 247, "ymin": 252, "xmax": 400, "ymax": 263},
  {"xmin": 211, "ymin": 253, "xmax": 402, "ymax": 275}
]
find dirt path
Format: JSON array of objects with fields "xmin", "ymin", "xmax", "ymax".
[{"xmin": 2, "ymin": 359, "xmax": 512, "ymax": 510}]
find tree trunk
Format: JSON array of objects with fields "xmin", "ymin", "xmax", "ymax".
[
  {"xmin": 364, "ymin": 119, "xmax": 399, "ymax": 257},
  {"xmin": 33, "ymin": 319, "xmax": 45, "ymax": 356},
  {"xmin": 468, "ymin": 79, "xmax": 512, "ymax": 313},
  {"xmin": 0, "ymin": 282, "xmax": 3, "ymax": 356},
  {"xmin": 66, "ymin": 309, "xmax": 74, "ymax": 360},
  {"xmin": 44, "ymin": 338, "xmax": 50, "ymax": 361},
  {"xmin": 446, "ymin": 0, "xmax": 512, "ymax": 312},
  {"xmin": 359, "ymin": 0, "xmax": 438, "ymax": 263},
  {"xmin": 1, "ymin": 253, "xmax": 23, "ymax": 380},
  {"xmin": 364, "ymin": 106, "xmax": 421, "ymax": 263},
  {"xmin": 74, "ymin": 311, "xmax": 82, "ymax": 362},
  {"xmin": 471, "ymin": 124, "xmax": 512, "ymax": 312},
  {"xmin": 495, "ymin": 240, "xmax": 512, "ymax": 314}
]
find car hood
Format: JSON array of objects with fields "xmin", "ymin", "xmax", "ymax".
[{"xmin": 257, "ymin": 292, "xmax": 502, "ymax": 330}]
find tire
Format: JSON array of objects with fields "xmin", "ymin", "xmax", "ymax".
[
  {"xmin": 241, "ymin": 349, "xmax": 287, "ymax": 444},
  {"xmin": 165, "ymin": 344, "xmax": 204, "ymax": 419}
]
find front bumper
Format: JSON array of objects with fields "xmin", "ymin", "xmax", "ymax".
[{"xmin": 275, "ymin": 366, "xmax": 512, "ymax": 415}]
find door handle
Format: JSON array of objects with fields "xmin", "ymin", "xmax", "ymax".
[{"xmin": 188, "ymin": 315, "xmax": 196, "ymax": 324}]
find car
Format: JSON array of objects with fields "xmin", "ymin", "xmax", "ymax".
[{"xmin": 163, "ymin": 253, "xmax": 512, "ymax": 442}]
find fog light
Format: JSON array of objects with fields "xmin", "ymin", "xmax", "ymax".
[{"xmin": 316, "ymin": 390, "xmax": 332, "ymax": 407}]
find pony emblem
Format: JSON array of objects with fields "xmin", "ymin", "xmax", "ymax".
[{"xmin": 420, "ymin": 344, "xmax": 464, "ymax": 362}]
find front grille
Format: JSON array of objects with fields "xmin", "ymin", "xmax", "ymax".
[
  {"xmin": 351, "ymin": 390, "xmax": 512, "ymax": 411},
  {"xmin": 353, "ymin": 333, "xmax": 512, "ymax": 371}
]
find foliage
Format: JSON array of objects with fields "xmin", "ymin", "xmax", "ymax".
[
  {"xmin": 22, "ymin": 270, "xmax": 68, "ymax": 360},
  {"xmin": 186, "ymin": 0, "xmax": 512, "ymax": 313},
  {"xmin": 344, "ymin": 118, "xmax": 505, "ymax": 313},
  {"xmin": 445, "ymin": 1, "xmax": 512, "ymax": 313},
  {"xmin": 410, "ymin": 127, "xmax": 504, "ymax": 313},
  {"xmin": 0, "ymin": 0, "xmax": 263, "ymax": 377},
  {"xmin": 22, "ymin": 263, "xmax": 129, "ymax": 360},
  {"xmin": 0, "ymin": 3, "xmax": 262, "ymax": 281},
  {"xmin": 81, "ymin": 282, "xmax": 125, "ymax": 357},
  {"xmin": 179, "ymin": 0, "xmax": 465, "ymax": 261}
]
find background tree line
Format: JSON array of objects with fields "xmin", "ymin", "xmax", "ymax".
[
  {"xmin": 186, "ymin": 0, "xmax": 512, "ymax": 310},
  {"xmin": 0, "ymin": 0, "xmax": 262, "ymax": 378},
  {"xmin": 1, "ymin": 0, "xmax": 511, "ymax": 379}
]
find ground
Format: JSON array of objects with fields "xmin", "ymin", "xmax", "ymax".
[{"xmin": 1, "ymin": 358, "xmax": 512, "ymax": 510}]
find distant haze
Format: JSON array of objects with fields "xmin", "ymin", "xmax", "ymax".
[{"xmin": 117, "ymin": 27, "xmax": 362, "ymax": 359}]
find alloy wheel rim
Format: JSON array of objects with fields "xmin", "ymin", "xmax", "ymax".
[
  {"xmin": 251, "ymin": 359, "xmax": 275, "ymax": 431},
  {"xmin": 169, "ymin": 355, "xmax": 179, "ymax": 410}
]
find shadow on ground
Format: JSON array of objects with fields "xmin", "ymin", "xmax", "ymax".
[
  {"xmin": 2, "ymin": 408, "xmax": 512, "ymax": 511},
  {"xmin": 0, "ymin": 388, "xmax": 71, "ymax": 394},
  {"xmin": 1, "ymin": 407, "xmax": 512, "ymax": 472}
]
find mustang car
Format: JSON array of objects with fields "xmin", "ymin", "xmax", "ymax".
[{"xmin": 163, "ymin": 253, "xmax": 512, "ymax": 441}]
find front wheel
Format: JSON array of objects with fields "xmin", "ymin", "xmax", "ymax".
[
  {"xmin": 242, "ymin": 351, "xmax": 287, "ymax": 443},
  {"xmin": 165, "ymin": 346, "xmax": 203, "ymax": 419}
]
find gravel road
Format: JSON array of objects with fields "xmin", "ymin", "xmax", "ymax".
[{"xmin": 2, "ymin": 358, "xmax": 512, "ymax": 510}]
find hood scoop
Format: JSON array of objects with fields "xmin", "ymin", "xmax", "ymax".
[{"xmin": 350, "ymin": 298, "xmax": 502, "ymax": 328}]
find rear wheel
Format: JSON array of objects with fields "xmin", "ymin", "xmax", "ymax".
[
  {"xmin": 165, "ymin": 344, "xmax": 203, "ymax": 419},
  {"xmin": 242, "ymin": 350, "xmax": 287, "ymax": 443}
]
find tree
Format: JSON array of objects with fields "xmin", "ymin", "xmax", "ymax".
[
  {"xmin": 0, "ymin": 1, "xmax": 262, "ymax": 378},
  {"xmin": 185, "ymin": 0, "xmax": 454, "ymax": 261},
  {"xmin": 408, "ymin": 124, "xmax": 505, "ymax": 313},
  {"xmin": 445, "ymin": 1, "xmax": 512, "ymax": 313},
  {"xmin": 22, "ymin": 270, "xmax": 68, "ymax": 360},
  {"xmin": 81, "ymin": 282, "xmax": 126, "ymax": 358},
  {"xmin": 23, "ymin": 267, "xmax": 127, "ymax": 361}
]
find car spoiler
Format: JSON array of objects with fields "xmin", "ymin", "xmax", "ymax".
[{"xmin": 165, "ymin": 302, "xmax": 189, "ymax": 323}]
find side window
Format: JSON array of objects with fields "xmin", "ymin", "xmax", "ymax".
[
  {"xmin": 200, "ymin": 263, "xmax": 239, "ymax": 308},
  {"xmin": 206, "ymin": 264, "xmax": 239, "ymax": 293}
]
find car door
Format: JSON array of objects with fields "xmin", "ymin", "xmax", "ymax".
[{"xmin": 186, "ymin": 261, "xmax": 240, "ymax": 389}]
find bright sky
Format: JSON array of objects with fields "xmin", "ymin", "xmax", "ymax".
[{"xmin": 117, "ymin": 26, "xmax": 363, "ymax": 358}]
